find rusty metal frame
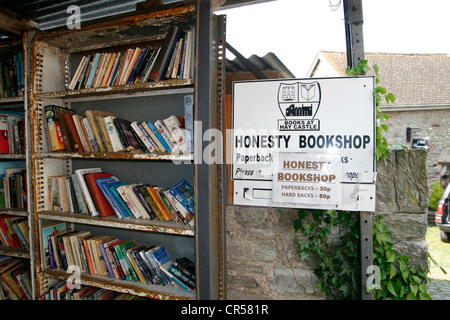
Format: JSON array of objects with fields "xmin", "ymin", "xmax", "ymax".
[
  {"xmin": 28, "ymin": 3, "xmax": 224, "ymax": 300},
  {"xmin": 344, "ymin": 0, "xmax": 374, "ymax": 300},
  {"xmin": 194, "ymin": 0, "xmax": 227, "ymax": 300}
]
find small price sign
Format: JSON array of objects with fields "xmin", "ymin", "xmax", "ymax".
[{"xmin": 272, "ymin": 152, "xmax": 341, "ymax": 206}]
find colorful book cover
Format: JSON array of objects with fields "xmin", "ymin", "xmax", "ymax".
[
  {"xmin": 0, "ymin": 115, "xmax": 9, "ymax": 153},
  {"xmin": 41, "ymin": 222, "xmax": 67, "ymax": 269},
  {"xmin": 169, "ymin": 178, "xmax": 194, "ymax": 215}
]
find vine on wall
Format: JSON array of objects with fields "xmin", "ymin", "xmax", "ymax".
[{"xmin": 294, "ymin": 60, "xmax": 435, "ymax": 300}]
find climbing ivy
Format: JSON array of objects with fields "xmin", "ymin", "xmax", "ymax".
[
  {"xmin": 294, "ymin": 211, "xmax": 435, "ymax": 300},
  {"xmin": 294, "ymin": 209, "xmax": 360, "ymax": 300},
  {"xmin": 294, "ymin": 60, "xmax": 439, "ymax": 300},
  {"xmin": 346, "ymin": 59, "xmax": 395, "ymax": 161}
]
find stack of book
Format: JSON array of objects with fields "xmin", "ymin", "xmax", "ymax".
[
  {"xmin": 0, "ymin": 111, "xmax": 25, "ymax": 154},
  {"xmin": 0, "ymin": 256, "xmax": 32, "ymax": 300},
  {"xmin": 0, "ymin": 215, "xmax": 29, "ymax": 250},
  {"xmin": 67, "ymin": 26, "xmax": 194, "ymax": 90},
  {"xmin": 44, "ymin": 104, "xmax": 191, "ymax": 154},
  {"xmin": 0, "ymin": 52, "xmax": 24, "ymax": 98},
  {"xmin": 42, "ymin": 222, "xmax": 195, "ymax": 292},
  {"xmin": 0, "ymin": 161, "xmax": 27, "ymax": 210},
  {"xmin": 39, "ymin": 281, "xmax": 145, "ymax": 300},
  {"xmin": 45, "ymin": 168, "xmax": 195, "ymax": 226}
]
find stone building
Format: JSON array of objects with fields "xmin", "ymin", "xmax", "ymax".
[{"xmin": 307, "ymin": 52, "xmax": 450, "ymax": 191}]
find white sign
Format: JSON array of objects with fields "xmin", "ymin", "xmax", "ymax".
[
  {"xmin": 232, "ymin": 76, "xmax": 376, "ymax": 211},
  {"xmin": 272, "ymin": 152, "xmax": 341, "ymax": 205}
]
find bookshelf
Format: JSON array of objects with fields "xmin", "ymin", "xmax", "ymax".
[
  {"xmin": 29, "ymin": 3, "xmax": 226, "ymax": 300},
  {"xmin": 0, "ymin": 33, "xmax": 36, "ymax": 300}
]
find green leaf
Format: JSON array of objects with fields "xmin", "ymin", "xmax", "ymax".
[
  {"xmin": 419, "ymin": 283, "xmax": 427, "ymax": 293},
  {"xmin": 389, "ymin": 264, "xmax": 397, "ymax": 279},
  {"xmin": 387, "ymin": 280, "xmax": 398, "ymax": 297},
  {"xmin": 386, "ymin": 249, "xmax": 396, "ymax": 262},
  {"xmin": 406, "ymin": 292, "xmax": 417, "ymax": 300},
  {"xmin": 377, "ymin": 86, "xmax": 387, "ymax": 94},
  {"xmin": 373, "ymin": 64, "xmax": 379, "ymax": 75},
  {"xmin": 386, "ymin": 93, "xmax": 396, "ymax": 103},
  {"xmin": 410, "ymin": 283, "xmax": 418, "ymax": 296}
]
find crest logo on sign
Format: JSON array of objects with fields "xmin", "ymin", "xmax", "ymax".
[{"xmin": 277, "ymin": 82, "xmax": 321, "ymax": 131}]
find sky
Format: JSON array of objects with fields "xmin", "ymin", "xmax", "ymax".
[{"xmin": 217, "ymin": 0, "xmax": 450, "ymax": 77}]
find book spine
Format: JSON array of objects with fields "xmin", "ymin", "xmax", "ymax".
[
  {"xmin": 104, "ymin": 116, "xmax": 124, "ymax": 152},
  {"xmin": 137, "ymin": 122, "xmax": 160, "ymax": 152},
  {"xmin": 146, "ymin": 121, "xmax": 171, "ymax": 152},
  {"xmin": 140, "ymin": 121, "xmax": 164, "ymax": 152},
  {"xmin": 130, "ymin": 121, "xmax": 156, "ymax": 153},
  {"xmin": 154, "ymin": 120, "xmax": 177, "ymax": 151},
  {"xmin": 184, "ymin": 95, "xmax": 194, "ymax": 153},
  {"xmin": 74, "ymin": 168, "xmax": 102, "ymax": 217},
  {"xmin": 169, "ymin": 188, "xmax": 194, "ymax": 215},
  {"xmin": 81, "ymin": 117, "xmax": 99, "ymax": 152},
  {"xmin": 44, "ymin": 106, "xmax": 65, "ymax": 152},
  {"xmin": 99, "ymin": 243, "xmax": 115, "ymax": 278}
]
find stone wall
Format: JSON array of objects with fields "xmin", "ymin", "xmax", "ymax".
[
  {"xmin": 225, "ymin": 149, "xmax": 429, "ymax": 299},
  {"xmin": 382, "ymin": 107, "xmax": 450, "ymax": 191}
]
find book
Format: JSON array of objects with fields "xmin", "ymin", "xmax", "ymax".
[
  {"xmin": 132, "ymin": 184, "xmax": 157, "ymax": 220},
  {"xmin": 147, "ymin": 186, "xmax": 172, "ymax": 221},
  {"xmin": 101, "ymin": 53, "xmax": 117, "ymax": 87},
  {"xmin": 68, "ymin": 56, "xmax": 88, "ymax": 90},
  {"xmin": 72, "ymin": 114, "xmax": 92, "ymax": 152},
  {"xmin": 0, "ymin": 115, "xmax": 10, "ymax": 153},
  {"xmin": 184, "ymin": 95, "xmax": 194, "ymax": 153},
  {"xmin": 154, "ymin": 120, "xmax": 177, "ymax": 153},
  {"xmin": 41, "ymin": 222, "xmax": 67, "ymax": 269},
  {"xmin": 44, "ymin": 105, "xmax": 66, "ymax": 152},
  {"xmin": 128, "ymin": 48, "xmax": 149, "ymax": 84},
  {"xmin": 85, "ymin": 110, "xmax": 117, "ymax": 152},
  {"xmin": 121, "ymin": 48, "xmax": 141, "ymax": 85},
  {"xmin": 71, "ymin": 173, "xmax": 87, "ymax": 214},
  {"xmin": 106, "ymin": 53, "xmax": 122, "ymax": 86},
  {"xmin": 85, "ymin": 53, "xmax": 101, "ymax": 88},
  {"xmin": 126, "ymin": 184, "xmax": 151, "ymax": 219},
  {"xmin": 130, "ymin": 121, "xmax": 157, "ymax": 153},
  {"xmin": 150, "ymin": 246, "xmax": 174, "ymax": 285},
  {"xmin": 149, "ymin": 26, "xmax": 184, "ymax": 81},
  {"xmin": 139, "ymin": 48, "xmax": 160, "ymax": 83},
  {"xmin": 165, "ymin": 191, "xmax": 193, "ymax": 226},
  {"xmin": 109, "ymin": 183, "xmax": 133, "ymax": 219},
  {"xmin": 104, "ymin": 115, "xmax": 124, "ymax": 152},
  {"xmin": 139, "ymin": 186, "xmax": 164, "ymax": 221},
  {"xmin": 74, "ymin": 167, "xmax": 102, "ymax": 217},
  {"xmin": 95, "ymin": 176, "xmax": 131, "ymax": 219},
  {"xmin": 169, "ymin": 178, "xmax": 194, "ymax": 215},
  {"xmin": 95, "ymin": 53, "xmax": 110, "ymax": 87},
  {"xmin": 164, "ymin": 115, "xmax": 186, "ymax": 153},
  {"xmin": 118, "ymin": 184, "xmax": 144, "ymax": 219},
  {"xmin": 113, "ymin": 118, "xmax": 143, "ymax": 152},
  {"xmin": 146, "ymin": 121, "xmax": 170, "ymax": 152},
  {"xmin": 62, "ymin": 112, "xmax": 84, "ymax": 152},
  {"xmin": 0, "ymin": 260, "xmax": 27, "ymax": 299},
  {"xmin": 84, "ymin": 172, "xmax": 116, "ymax": 218},
  {"xmin": 81, "ymin": 117, "xmax": 99, "ymax": 152},
  {"xmin": 183, "ymin": 29, "xmax": 194, "ymax": 79},
  {"xmin": 75, "ymin": 55, "xmax": 92, "ymax": 90}
]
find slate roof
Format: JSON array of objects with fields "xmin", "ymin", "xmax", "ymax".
[
  {"xmin": 308, "ymin": 51, "xmax": 450, "ymax": 106},
  {"xmin": 226, "ymin": 52, "xmax": 295, "ymax": 79}
]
